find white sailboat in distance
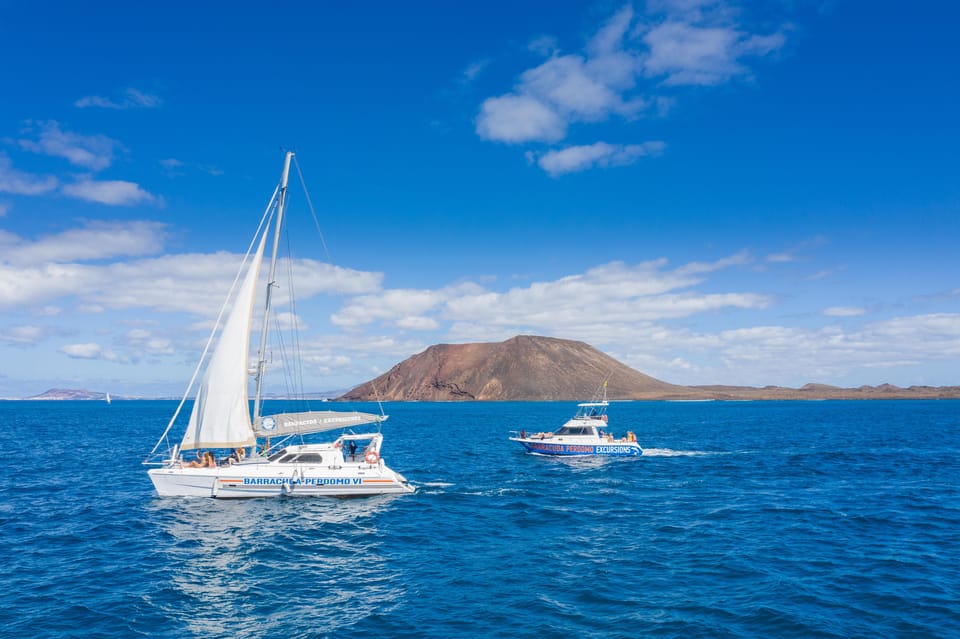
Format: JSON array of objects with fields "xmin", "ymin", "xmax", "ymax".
[{"xmin": 144, "ymin": 152, "xmax": 414, "ymax": 498}]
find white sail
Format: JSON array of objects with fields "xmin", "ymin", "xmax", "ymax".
[{"xmin": 180, "ymin": 228, "xmax": 268, "ymax": 450}]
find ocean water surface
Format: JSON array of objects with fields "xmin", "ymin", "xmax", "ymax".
[{"xmin": 0, "ymin": 399, "xmax": 958, "ymax": 638}]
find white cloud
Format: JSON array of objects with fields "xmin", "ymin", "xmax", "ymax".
[
  {"xmin": 62, "ymin": 177, "xmax": 157, "ymax": 206},
  {"xmin": 60, "ymin": 342, "xmax": 105, "ymax": 359},
  {"xmin": 476, "ymin": 94, "xmax": 567, "ymax": 143},
  {"xmin": 475, "ymin": 2, "xmax": 786, "ymax": 174},
  {"xmin": 0, "ymin": 202, "xmax": 9, "ymax": 216},
  {"xmin": 534, "ymin": 141, "xmax": 665, "ymax": 176},
  {"xmin": 2, "ymin": 221, "xmax": 166, "ymax": 265},
  {"xmin": 75, "ymin": 88, "xmax": 162, "ymax": 109},
  {"xmin": 396, "ymin": 316, "xmax": 440, "ymax": 330},
  {"xmin": 332, "ymin": 254, "xmax": 761, "ymax": 336},
  {"xmin": 0, "ymin": 221, "xmax": 382, "ymax": 316},
  {"xmin": 766, "ymin": 252, "xmax": 796, "ymax": 263},
  {"xmin": 18, "ymin": 121, "xmax": 121, "ymax": 171},
  {"xmin": 476, "ymin": 6, "xmax": 642, "ymax": 145},
  {"xmin": 124, "ymin": 328, "xmax": 173, "ymax": 356},
  {"xmin": 824, "ymin": 306, "xmax": 866, "ymax": 317},
  {"xmin": 461, "ymin": 59, "xmax": 489, "ymax": 83},
  {"xmin": 332, "ymin": 288, "xmax": 451, "ymax": 328},
  {"xmin": 0, "ymin": 324, "xmax": 52, "ymax": 345},
  {"xmin": 59, "ymin": 342, "xmax": 124, "ymax": 362},
  {"xmin": 0, "ymin": 153, "xmax": 58, "ymax": 195}
]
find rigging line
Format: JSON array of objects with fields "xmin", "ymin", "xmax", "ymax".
[
  {"xmin": 292, "ymin": 154, "xmax": 331, "ymax": 263},
  {"xmin": 145, "ymin": 185, "xmax": 281, "ymax": 462},
  {"xmin": 282, "ymin": 224, "xmax": 307, "ymax": 403},
  {"xmin": 371, "ymin": 380, "xmax": 386, "ymax": 428},
  {"xmin": 290, "ymin": 155, "xmax": 347, "ymax": 384},
  {"xmin": 277, "ymin": 227, "xmax": 304, "ymax": 400}
]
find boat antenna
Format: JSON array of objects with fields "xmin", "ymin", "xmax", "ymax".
[{"xmin": 252, "ymin": 151, "xmax": 294, "ymax": 432}]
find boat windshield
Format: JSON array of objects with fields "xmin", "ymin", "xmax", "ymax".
[{"xmin": 555, "ymin": 425, "xmax": 596, "ymax": 437}]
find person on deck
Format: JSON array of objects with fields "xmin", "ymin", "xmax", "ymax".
[{"xmin": 185, "ymin": 451, "xmax": 216, "ymax": 468}]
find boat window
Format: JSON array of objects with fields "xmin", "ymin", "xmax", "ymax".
[
  {"xmin": 268, "ymin": 449, "xmax": 288, "ymax": 462},
  {"xmin": 277, "ymin": 453, "xmax": 297, "ymax": 464},
  {"xmin": 293, "ymin": 453, "xmax": 323, "ymax": 464},
  {"xmin": 557, "ymin": 426, "xmax": 594, "ymax": 436}
]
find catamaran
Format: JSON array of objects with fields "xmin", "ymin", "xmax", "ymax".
[
  {"xmin": 144, "ymin": 152, "xmax": 414, "ymax": 498},
  {"xmin": 509, "ymin": 382, "xmax": 642, "ymax": 457}
]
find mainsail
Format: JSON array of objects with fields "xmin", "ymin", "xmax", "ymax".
[{"xmin": 179, "ymin": 228, "xmax": 268, "ymax": 450}]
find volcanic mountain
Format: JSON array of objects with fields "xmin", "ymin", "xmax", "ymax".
[
  {"xmin": 339, "ymin": 335, "xmax": 960, "ymax": 401},
  {"xmin": 340, "ymin": 335, "xmax": 705, "ymax": 401}
]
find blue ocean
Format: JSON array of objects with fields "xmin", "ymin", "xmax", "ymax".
[{"xmin": 1, "ymin": 399, "xmax": 958, "ymax": 638}]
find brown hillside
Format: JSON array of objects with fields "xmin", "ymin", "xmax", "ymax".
[
  {"xmin": 340, "ymin": 335, "xmax": 706, "ymax": 401},
  {"xmin": 339, "ymin": 335, "xmax": 960, "ymax": 402}
]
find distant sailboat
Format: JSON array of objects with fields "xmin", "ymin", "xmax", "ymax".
[
  {"xmin": 143, "ymin": 152, "xmax": 413, "ymax": 498},
  {"xmin": 105, "ymin": 392, "xmax": 111, "ymax": 405}
]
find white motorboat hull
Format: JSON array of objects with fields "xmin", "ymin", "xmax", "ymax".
[{"xmin": 510, "ymin": 436, "xmax": 642, "ymax": 456}]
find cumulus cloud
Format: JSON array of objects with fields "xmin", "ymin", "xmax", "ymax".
[
  {"xmin": 18, "ymin": 121, "xmax": 121, "ymax": 171},
  {"xmin": 74, "ymin": 88, "xmax": 162, "ymax": 110},
  {"xmin": 2, "ymin": 221, "xmax": 166, "ymax": 265},
  {"xmin": 332, "ymin": 287, "xmax": 456, "ymax": 328},
  {"xmin": 60, "ymin": 342, "xmax": 105, "ymax": 359},
  {"xmin": 0, "ymin": 153, "xmax": 58, "ymax": 195},
  {"xmin": 824, "ymin": 306, "xmax": 866, "ymax": 317},
  {"xmin": 331, "ymin": 254, "xmax": 762, "ymax": 336},
  {"xmin": 641, "ymin": 21, "xmax": 784, "ymax": 86},
  {"xmin": 62, "ymin": 177, "xmax": 157, "ymax": 206},
  {"xmin": 0, "ymin": 220, "xmax": 382, "ymax": 317},
  {"xmin": 124, "ymin": 328, "xmax": 173, "ymax": 356},
  {"xmin": 476, "ymin": 6, "xmax": 642, "ymax": 145},
  {"xmin": 477, "ymin": 94, "xmax": 568, "ymax": 143},
  {"xmin": 532, "ymin": 140, "xmax": 665, "ymax": 176},
  {"xmin": 475, "ymin": 2, "xmax": 785, "ymax": 174},
  {"xmin": 518, "ymin": 311, "xmax": 960, "ymax": 388},
  {"xmin": 0, "ymin": 324, "xmax": 52, "ymax": 345}
]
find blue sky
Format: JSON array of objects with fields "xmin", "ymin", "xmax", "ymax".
[{"xmin": 1, "ymin": 1, "xmax": 958, "ymax": 398}]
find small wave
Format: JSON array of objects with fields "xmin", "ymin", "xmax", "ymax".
[{"xmin": 419, "ymin": 482, "xmax": 454, "ymax": 487}]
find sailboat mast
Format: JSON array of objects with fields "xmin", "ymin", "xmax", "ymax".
[{"xmin": 252, "ymin": 151, "xmax": 294, "ymax": 431}]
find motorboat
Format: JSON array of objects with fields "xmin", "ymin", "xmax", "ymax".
[{"xmin": 509, "ymin": 384, "xmax": 642, "ymax": 457}]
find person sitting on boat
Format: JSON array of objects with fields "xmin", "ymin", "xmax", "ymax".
[
  {"xmin": 184, "ymin": 451, "xmax": 216, "ymax": 468},
  {"xmin": 519, "ymin": 429, "xmax": 526, "ymax": 439},
  {"xmin": 183, "ymin": 451, "xmax": 204, "ymax": 468},
  {"xmin": 228, "ymin": 447, "xmax": 245, "ymax": 464}
]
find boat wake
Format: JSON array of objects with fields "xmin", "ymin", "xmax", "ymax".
[{"xmin": 641, "ymin": 447, "xmax": 720, "ymax": 457}]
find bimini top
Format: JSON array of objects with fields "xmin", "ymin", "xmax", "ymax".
[{"xmin": 254, "ymin": 410, "xmax": 387, "ymax": 438}]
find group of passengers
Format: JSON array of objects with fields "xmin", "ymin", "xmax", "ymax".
[{"xmin": 183, "ymin": 447, "xmax": 246, "ymax": 468}]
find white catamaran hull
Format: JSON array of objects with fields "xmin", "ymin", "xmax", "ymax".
[{"xmin": 148, "ymin": 460, "xmax": 413, "ymax": 498}]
